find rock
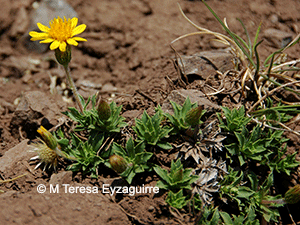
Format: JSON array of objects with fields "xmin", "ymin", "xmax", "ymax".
[
  {"xmin": 101, "ymin": 83, "xmax": 117, "ymax": 93},
  {"xmin": 83, "ymin": 39, "xmax": 116, "ymax": 58},
  {"xmin": 122, "ymin": 109, "xmax": 142, "ymax": 120},
  {"xmin": 0, "ymin": 139, "xmax": 33, "ymax": 173},
  {"xmin": 9, "ymin": 7, "xmax": 29, "ymax": 37},
  {"xmin": 10, "ymin": 91, "xmax": 66, "ymax": 139},
  {"xmin": 49, "ymin": 171, "xmax": 73, "ymax": 185},
  {"xmin": 0, "ymin": 1, "xmax": 13, "ymax": 32},
  {"xmin": 269, "ymin": 14, "xmax": 279, "ymax": 24},
  {"xmin": 161, "ymin": 89, "xmax": 220, "ymax": 115},
  {"xmin": 264, "ymin": 28, "xmax": 293, "ymax": 48},
  {"xmin": 249, "ymin": 1, "xmax": 273, "ymax": 15},
  {"xmin": 132, "ymin": 0, "xmax": 152, "ymax": 15},
  {"xmin": 174, "ymin": 50, "xmax": 235, "ymax": 80}
]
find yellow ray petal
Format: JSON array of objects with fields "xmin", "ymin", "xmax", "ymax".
[
  {"xmin": 29, "ymin": 31, "xmax": 48, "ymax": 40},
  {"xmin": 71, "ymin": 17, "xmax": 78, "ymax": 29},
  {"xmin": 40, "ymin": 38, "xmax": 55, "ymax": 43},
  {"xmin": 72, "ymin": 37, "xmax": 87, "ymax": 42},
  {"xmin": 72, "ymin": 24, "xmax": 86, "ymax": 36},
  {"xmin": 59, "ymin": 41, "xmax": 67, "ymax": 52},
  {"xmin": 50, "ymin": 40, "xmax": 60, "ymax": 50},
  {"xmin": 67, "ymin": 38, "xmax": 78, "ymax": 46},
  {"xmin": 37, "ymin": 23, "xmax": 50, "ymax": 32}
]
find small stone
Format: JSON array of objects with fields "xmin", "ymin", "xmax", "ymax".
[
  {"xmin": 101, "ymin": 83, "xmax": 117, "ymax": 93},
  {"xmin": 9, "ymin": 7, "xmax": 29, "ymax": 37},
  {"xmin": 49, "ymin": 171, "xmax": 73, "ymax": 185},
  {"xmin": 10, "ymin": 91, "xmax": 66, "ymax": 139},
  {"xmin": 161, "ymin": 89, "xmax": 220, "ymax": 115},
  {"xmin": 264, "ymin": 28, "xmax": 293, "ymax": 48},
  {"xmin": 0, "ymin": 140, "xmax": 33, "ymax": 173},
  {"xmin": 269, "ymin": 14, "xmax": 279, "ymax": 24},
  {"xmin": 174, "ymin": 50, "xmax": 235, "ymax": 80}
]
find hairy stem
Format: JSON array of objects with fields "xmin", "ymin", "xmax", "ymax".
[{"xmin": 63, "ymin": 65, "xmax": 84, "ymax": 113}]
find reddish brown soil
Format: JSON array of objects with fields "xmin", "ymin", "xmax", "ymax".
[{"xmin": 1, "ymin": 0, "xmax": 300, "ymax": 224}]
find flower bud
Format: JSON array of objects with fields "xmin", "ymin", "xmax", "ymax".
[
  {"xmin": 185, "ymin": 105, "xmax": 204, "ymax": 127},
  {"xmin": 37, "ymin": 126, "xmax": 58, "ymax": 150},
  {"xmin": 109, "ymin": 154, "xmax": 128, "ymax": 173},
  {"xmin": 284, "ymin": 184, "xmax": 300, "ymax": 204},
  {"xmin": 97, "ymin": 99, "xmax": 111, "ymax": 121},
  {"xmin": 55, "ymin": 45, "xmax": 71, "ymax": 66}
]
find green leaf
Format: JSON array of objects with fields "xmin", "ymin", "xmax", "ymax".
[
  {"xmin": 157, "ymin": 142, "xmax": 172, "ymax": 150},
  {"xmin": 166, "ymin": 190, "xmax": 187, "ymax": 209},
  {"xmin": 154, "ymin": 166, "xmax": 171, "ymax": 185},
  {"xmin": 219, "ymin": 211, "xmax": 233, "ymax": 224}
]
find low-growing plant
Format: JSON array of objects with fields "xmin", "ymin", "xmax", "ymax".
[
  {"xmin": 220, "ymin": 169, "xmax": 283, "ymax": 223},
  {"xmin": 219, "ymin": 166, "xmax": 244, "ymax": 206},
  {"xmin": 269, "ymin": 145, "xmax": 300, "ymax": 176},
  {"xmin": 219, "ymin": 209, "xmax": 260, "ymax": 225},
  {"xmin": 154, "ymin": 159, "xmax": 199, "ymax": 192},
  {"xmin": 63, "ymin": 95, "xmax": 127, "ymax": 133},
  {"xmin": 165, "ymin": 189, "xmax": 187, "ymax": 209},
  {"xmin": 217, "ymin": 106, "xmax": 251, "ymax": 133},
  {"xmin": 64, "ymin": 132, "xmax": 105, "ymax": 178},
  {"xmin": 133, "ymin": 110, "xmax": 173, "ymax": 149},
  {"xmin": 225, "ymin": 125, "xmax": 272, "ymax": 166},
  {"xmin": 108, "ymin": 137, "xmax": 153, "ymax": 184},
  {"xmin": 164, "ymin": 97, "xmax": 206, "ymax": 133}
]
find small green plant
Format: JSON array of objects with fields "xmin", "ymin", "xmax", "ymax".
[
  {"xmin": 225, "ymin": 125, "xmax": 272, "ymax": 166},
  {"xmin": 133, "ymin": 110, "xmax": 173, "ymax": 149},
  {"xmin": 165, "ymin": 97, "xmax": 206, "ymax": 133},
  {"xmin": 217, "ymin": 106, "xmax": 251, "ymax": 133},
  {"xmin": 63, "ymin": 95, "xmax": 127, "ymax": 133},
  {"xmin": 220, "ymin": 170, "xmax": 283, "ymax": 223},
  {"xmin": 219, "ymin": 210, "xmax": 260, "ymax": 225},
  {"xmin": 219, "ymin": 166, "xmax": 244, "ymax": 205},
  {"xmin": 165, "ymin": 189, "xmax": 187, "ymax": 209},
  {"xmin": 154, "ymin": 159, "xmax": 199, "ymax": 192},
  {"xmin": 65, "ymin": 132, "xmax": 104, "ymax": 178},
  {"xmin": 109, "ymin": 137, "xmax": 153, "ymax": 184}
]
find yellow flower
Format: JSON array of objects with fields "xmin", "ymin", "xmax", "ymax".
[
  {"xmin": 30, "ymin": 141, "xmax": 59, "ymax": 171},
  {"xmin": 29, "ymin": 126, "xmax": 60, "ymax": 171},
  {"xmin": 37, "ymin": 126, "xmax": 58, "ymax": 150},
  {"xmin": 29, "ymin": 16, "xmax": 87, "ymax": 52}
]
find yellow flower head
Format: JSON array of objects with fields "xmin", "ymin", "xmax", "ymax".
[
  {"xmin": 30, "ymin": 141, "xmax": 59, "ymax": 171},
  {"xmin": 29, "ymin": 16, "xmax": 87, "ymax": 52},
  {"xmin": 29, "ymin": 126, "xmax": 61, "ymax": 171}
]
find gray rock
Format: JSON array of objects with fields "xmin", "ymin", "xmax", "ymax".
[
  {"xmin": 161, "ymin": 89, "xmax": 220, "ymax": 115},
  {"xmin": 0, "ymin": 140, "xmax": 33, "ymax": 173},
  {"xmin": 264, "ymin": 28, "xmax": 293, "ymax": 48},
  {"xmin": 174, "ymin": 50, "xmax": 235, "ymax": 80},
  {"xmin": 10, "ymin": 91, "xmax": 65, "ymax": 139},
  {"xmin": 49, "ymin": 171, "xmax": 73, "ymax": 185}
]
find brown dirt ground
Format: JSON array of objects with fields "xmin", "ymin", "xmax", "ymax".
[{"xmin": 1, "ymin": 0, "xmax": 300, "ymax": 224}]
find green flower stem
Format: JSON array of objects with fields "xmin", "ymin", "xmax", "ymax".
[
  {"xmin": 55, "ymin": 146, "xmax": 77, "ymax": 161},
  {"xmin": 63, "ymin": 64, "xmax": 84, "ymax": 113}
]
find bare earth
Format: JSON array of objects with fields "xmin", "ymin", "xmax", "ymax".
[{"xmin": 1, "ymin": 0, "xmax": 300, "ymax": 224}]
